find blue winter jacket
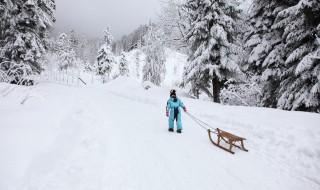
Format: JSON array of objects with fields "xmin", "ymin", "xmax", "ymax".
[{"xmin": 166, "ymin": 97, "xmax": 185, "ymax": 129}]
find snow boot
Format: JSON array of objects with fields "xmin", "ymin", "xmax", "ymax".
[
  {"xmin": 177, "ymin": 129, "xmax": 182, "ymax": 133},
  {"xmin": 168, "ymin": 128, "xmax": 174, "ymax": 132}
]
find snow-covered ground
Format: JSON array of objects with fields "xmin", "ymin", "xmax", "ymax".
[{"xmin": 1, "ymin": 78, "xmax": 320, "ymax": 190}]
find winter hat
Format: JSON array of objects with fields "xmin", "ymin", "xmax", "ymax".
[{"xmin": 170, "ymin": 89, "xmax": 176, "ymax": 97}]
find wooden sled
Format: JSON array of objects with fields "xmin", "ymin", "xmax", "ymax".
[{"xmin": 207, "ymin": 128, "xmax": 248, "ymax": 154}]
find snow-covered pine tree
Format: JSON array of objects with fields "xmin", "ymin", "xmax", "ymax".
[
  {"xmin": 96, "ymin": 28, "xmax": 115, "ymax": 83},
  {"xmin": 0, "ymin": 0, "xmax": 12, "ymax": 59},
  {"xmin": 244, "ymin": 0, "xmax": 291, "ymax": 107},
  {"xmin": 67, "ymin": 30, "xmax": 88, "ymax": 60},
  {"xmin": 37, "ymin": 0, "xmax": 56, "ymax": 49},
  {"xmin": 182, "ymin": 0, "xmax": 242, "ymax": 102},
  {"xmin": 119, "ymin": 52, "xmax": 129, "ymax": 76},
  {"xmin": 56, "ymin": 33, "xmax": 76, "ymax": 70},
  {"xmin": 68, "ymin": 30, "xmax": 79, "ymax": 51},
  {"xmin": 0, "ymin": 0, "xmax": 55, "ymax": 77},
  {"xmin": 142, "ymin": 24, "xmax": 166, "ymax": 86},
  {"xmin": 135, "ymin": 51, "xmax": 141, "ymax": 79},
  {"xmin": 273, "ymin": 0, "xmax": 320, "ymax": 112},
  {"xmin": 37, "ymin": 0, "xmax": 56, "ymax": 26}
]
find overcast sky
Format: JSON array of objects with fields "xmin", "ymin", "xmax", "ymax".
[{"xmin": 54, "ymin": 0, "xmax": 161, "ymax": 39}]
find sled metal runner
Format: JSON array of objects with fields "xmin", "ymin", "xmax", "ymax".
[{"xmin": 208, "ymin": 128, "xmax": 248, "ymax": 154}]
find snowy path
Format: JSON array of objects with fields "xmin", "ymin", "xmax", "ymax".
[{"xmin": 1, "ymin": 79, "xmax": 320, "ymax": 190}]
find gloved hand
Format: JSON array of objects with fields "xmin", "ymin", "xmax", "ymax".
[
  {"xmin": 183, "ymin": 107, "xmax": 187, "ymax": 112},
  {"xmin": 166, "ymin": 111, "xmax": 169, "ymax": 117}
]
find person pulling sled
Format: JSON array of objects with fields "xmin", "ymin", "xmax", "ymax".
[{"xmin": 166, "ymin": 89, "xmax": 187, "ymax": 133}]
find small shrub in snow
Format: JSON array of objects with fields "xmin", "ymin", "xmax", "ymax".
[
  {"xmin": 0, "ymin": 61, "xmax": 34, "ymax": 85},
  {"xmin": 221, "ymin": 77, "xmax": 262, "ymax": 107},
  {"xmin": 142, "ymin": 81, "xmax": 153, "ymax": 90}
]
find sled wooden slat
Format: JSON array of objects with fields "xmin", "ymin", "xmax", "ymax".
[{"xmin": 208, "ymin": 128, "xmax": 248, "ymax": 154}]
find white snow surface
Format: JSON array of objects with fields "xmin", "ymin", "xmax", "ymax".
[{"xmin": 1, "ymin": 78, "xmax": 320, "ymax": 190}]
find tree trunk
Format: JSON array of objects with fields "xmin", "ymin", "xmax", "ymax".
[
  {"xmin": 195, "ymin": 89, "xmax": 200, "ymax": 99},
  {"xmin": 212, "ymin": 78, "xmax": 221, "ymax": 103}
]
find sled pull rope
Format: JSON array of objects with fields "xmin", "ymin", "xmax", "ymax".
[{"xmin": 185, "ymin": 112, "xmax": 218, "ymax": 134}]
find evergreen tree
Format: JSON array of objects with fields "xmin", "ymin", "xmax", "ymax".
[
  {"xmin": 96, "ymin": 28, "xmax": 115, "ymax": 83},
  {"xmin": 68, "ymin": 30, "xmax": 87, "ymax": 60},
  {"xmin": 244, "ymin": 0, "xmax": 291, "ymax": 107},
  {"xmin": 142, "ymin": 24, "xmax": 166, "ymax": 86},
  {"xmin": 135, "ymin": 51, "xmax": 141, "ymax": 79},
  {"xmin": 0, "ymin": 0, "xmax": 55, "ymax": 76},
  {"xmin": 245, "ymin": 0, "xmax": 320, "ymax": 112},
  {"xmin": 182, "ymin": 0, "xmax": 242, "ymax": 102},
  {"xmin": 56, "ymin": 33, "xmax": 76, "ymax": 70},
  {"xmin": 68, "ymin": 30, "xmax": 79, "ymax": 51},
  {"xmin": 0, "ymin": 0, "xmax": 13, "ymax": 65},
  {"xmin": 119, "ymin": 52, "xmax": 129, "ymax": 76},
  {"xmin": 274, "ymin": 0, "xmax": 320, "ymax": 112}
]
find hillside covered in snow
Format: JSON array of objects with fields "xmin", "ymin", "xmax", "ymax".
[{"xmin": 1, "ymin": 78, "xmax": 320, "ymax": 190}]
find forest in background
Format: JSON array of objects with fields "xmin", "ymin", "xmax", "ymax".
[{"xmin": 0, "ymin": 0, "xmax": 319, "ymax": 113}]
